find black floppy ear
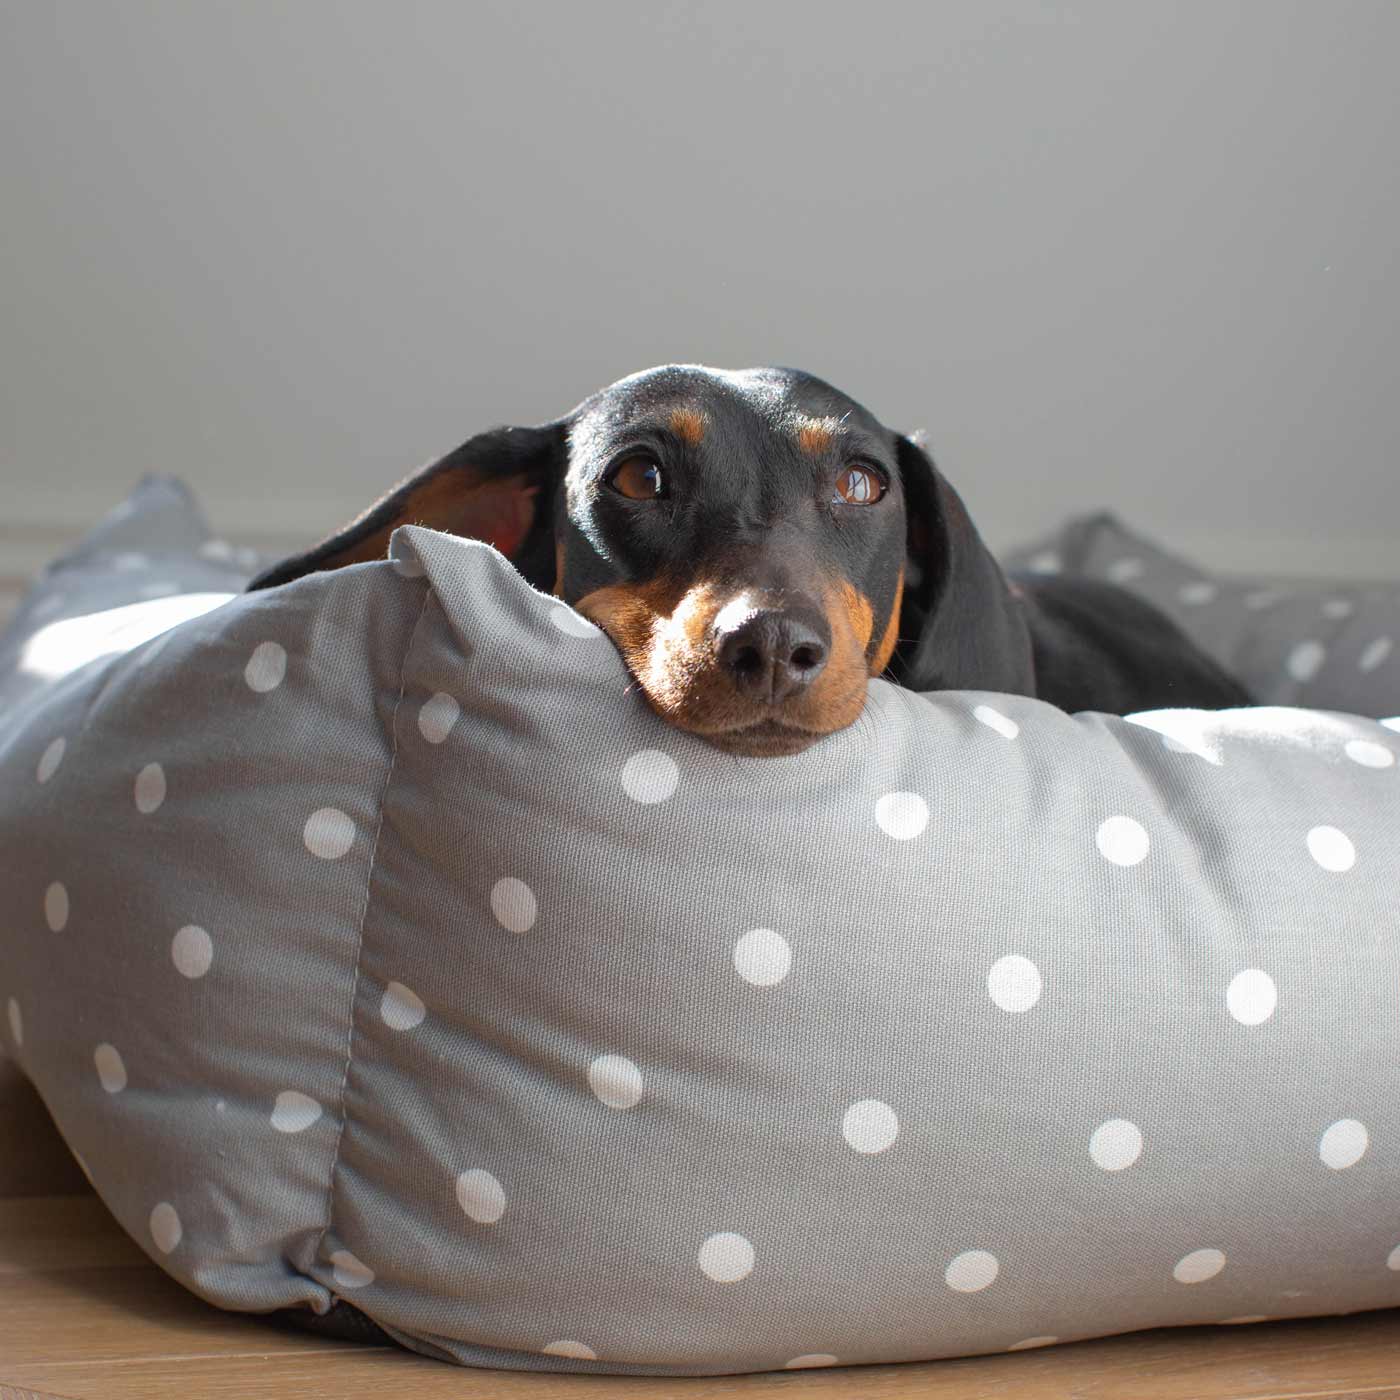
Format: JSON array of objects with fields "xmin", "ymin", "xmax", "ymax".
[
  {"xmin": 889, "ymin": 432, "xmax": 1037, "ymax": 696},
  {"xmin": 248, "ymin": 420, "xmax": 569, "ymax": 591}
]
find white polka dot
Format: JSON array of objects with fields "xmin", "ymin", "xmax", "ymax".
[
  {"xmin": 621, "ymin": 750, "xmax": 679, "ymax": 803},
  {"xmin": 1227, "ymin": 969, "xmax": 1277, "ymax": 1026},
  {"xmin": 36, "ymin": 737, "xmax": 66, "ymax": 783},
  {"xmin": 244, "ymin": 641, "xmax": 287, "ymax": 692},
  {"xmin": 1245, "ymin": 589, "xmax": 1282, "ymax": 610},
  {"xmin": 1386, "ymin": 1244, "xmax": 1400, "ymax": 1271},
  {"xmin": 1319, "ymin": 1118, "xmax": 1368, "ymax": 1170},
  {"xmin": 973, "ymin": 705, "xmax": 1019, "ymax": 739},
  {"xmin": 490, "ymin": 876, "xmax": 537, "ymax": 932},
  {"xmin": 842, "ymin": 1099, "xmax": 899, "ymax": 1154},
  {"xmin": 785, "ymin": 1353, "xmax": 840, "ymax": 1368},
  {"xmin": 1089, "ymin": 1118, "xmax": 1143, "ymax": 1172},
  {"xmin": 171, "ymin": 925, "xmax": 213, "ymax": 979},
  {"xmin": 699, "ymin": 1232, "xmax": 754, "ymax": 1283},
  {"xmin": 1097, "ymin": 815, "xmax": 1149, "ymax": 866},
  {"xmin": 945, "ymin": 1250, "xmax": 999, "ymax": 1292},
  {"xmin": 1360, "ymin": 637, "xmax": 1393, "ymax": 672},
  {"xmin": 589, "ymin": 1054, "xmax": 643, "ymax": 1109},
  {"xmin": 875, "ymin": 791, "xmax": 929, "ymax": 840},
  {"xmin": 1174, "ymin": 1248, "xmax": 1226, "ymax": 1284},
  {"xmin": 456, "ymin": 1168, "xmax": 506, "ymax": 1224},
  {"xmin": 270, "ymin": 1090, "xmax": 323, "ymax": 1133},
  {"xmin": 330, "ymin": 1248, "xmax": 374, "ymax": 1289},
  {"xmin": 542, "ymin": 1340, "xmax": 599, "ymax": 1360},
  {"xmin": 44, "ymin": 882, "xmax": 69, "ymax": 932},
  {"xmin": 392, "ymin": 552, "xmax": 425, "ymax": 577},
  {"xmin": 150, "ymin": 1202, "xmax": 182, "ymax": 1253},
  {"xmin": 1008, "ymin": 1336, "xmax": 1059, "ymax": 1351},
  {"xmin": 1322, "ymin": 597, "xmax": 1355, "ymax": 620},
  {"xmin": 733, "ymin": 928, "xmax": 791, "ymax": 986},
  {"xmin": 1106, "ymin": 557, "xmax": 1144, "ymax": 583},
  {"xmin": 549, "ymin": 606, "xmax": 602, "ymax": 637},
  {"xmin": 6, "ymin": 998, "xmax": 21, "ymax": 1047},
  {"xmin": 417, "ymin": 691, "xmax": 460, "ymax": 744},
  {"xmin": 988, "ymin": 955, "xmax": 1042, "ymax": 1014},
  {"xmin": 1179, "ymin": 580, "xmax": 1218, "ymax": 605},
  {"xmin": 381, "ymin": 981, "xmax": 426, "ymax": 1031},
  {"xmin": 1027, "ymin": 551, "xmax": 1061, "ymax": 574},
  {"xmin": 1345, "ymin": 739, "xmax": 1394, "ymax": 768},
  {"xmin": 134, "ymin": 762, "xmax": 166, "ymax": 814},
  {"xmin": 304, "ymin": 807, "xmax": 355, "ymax": 860},
  {"xmin": 1307, "ymin": 825, "xmax": 1355, "ymax": 872},
  {"xmin": 1286, "ymin": 640, "xmax": 1326, "ymax": 682},
  {"xmin": 94, "ymin": 1043, "xmax": 127, "ymax": 1093}
]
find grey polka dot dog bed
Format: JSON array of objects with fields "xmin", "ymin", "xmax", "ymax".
[{"xmin": 2, "ymin": 478, "xmax": 1399, "ymax": 1377}]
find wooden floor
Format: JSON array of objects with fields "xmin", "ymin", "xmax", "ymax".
[{"xmin": 6, "ymin": 1063, "xmax": 1400, "ymax": 1398}]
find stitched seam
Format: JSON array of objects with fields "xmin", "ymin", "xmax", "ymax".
[{"xmin": 311, "ymin": 584, "xmax": 432, "ymax": 1271}]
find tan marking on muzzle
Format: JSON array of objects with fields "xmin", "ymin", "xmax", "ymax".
[
  {"xmin": 574, "ymin": 577, "xmax": 718, "ymax": 717},
  {"xmin": 577, "ymin": 574, "xmax": 880, "ymax": 743}
]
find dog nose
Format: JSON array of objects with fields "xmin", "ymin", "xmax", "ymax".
[{"xmin": 714, "ymin": 606, "xmax": 831, "ymax": 703}]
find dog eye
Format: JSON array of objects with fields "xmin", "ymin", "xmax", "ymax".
[
  {"xmin": 605, "ymin": 455, "xmax": 666, "ymax": 500},
  {"xmin": 833, "ymin": 464, "xmax": 887, "ymax": 505}
]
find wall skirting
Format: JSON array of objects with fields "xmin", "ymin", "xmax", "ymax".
[
  {"xmin": 0, "ymin": 518, "xmax": 308, "ymax": 597},
  {"xmin": 2, "ymin": 513, "xmax": 1396, "ymax": 603}
]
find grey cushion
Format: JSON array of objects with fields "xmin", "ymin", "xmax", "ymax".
[
  {"xmin": 1003, "ymin": 511, "xmax": 1400, "ymax": 719},
  {"xmin": 2, "ymin": 480, "xmax": 1399, "ymax": 1377}
]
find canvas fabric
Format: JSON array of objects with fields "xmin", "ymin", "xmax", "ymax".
[{"xmin": 1, "ymin": 479, "xmax": 1398, "ymax": 1376}]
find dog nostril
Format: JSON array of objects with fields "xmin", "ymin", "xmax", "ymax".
[{"xmin": 715, "ymin": 606, "xmax": 831, "ymax": 701}]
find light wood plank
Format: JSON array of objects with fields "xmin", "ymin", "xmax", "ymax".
[
  {"xmin": 1, "ymin": 1384, "xmax": 85, "ymax": 1400},
  {"xmin": 8, "ymin": 1316, "xmax": 1400, "ymax": 1400},
  {"xmin": 6, "ymin": 1194, "xmax": 1400, "ymax": 1399},
  {"xmin": 0, "ymin": 1268, "xmax": 368, "ymax": 1368},
  {"xmin": 9, "ymin": 1303, "xmax": 1400, "ymax": 1399}
]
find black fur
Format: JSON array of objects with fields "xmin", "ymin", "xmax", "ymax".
[{"xmin": 252, "ymin": 364, "xmax": 1252, "ymax": 717}]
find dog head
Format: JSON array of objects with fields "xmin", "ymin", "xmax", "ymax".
[{"xmin": 252, "ymin": 364, "xmax": 1033, "ymax": 754}]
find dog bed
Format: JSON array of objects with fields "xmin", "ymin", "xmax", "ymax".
[{"xmin": 2, "ymin": 477, "xmax": 1398, "ymax": 1376}]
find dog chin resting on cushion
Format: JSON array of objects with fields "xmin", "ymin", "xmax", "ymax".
[{"xmin": 252, "ymin": 363, "xmax": 1253, "ymax": 757}]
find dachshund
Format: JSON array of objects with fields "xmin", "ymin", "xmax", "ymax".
[{"xmin": 251, "ymin": 364, "xmax": 1253, "ymax": 756}]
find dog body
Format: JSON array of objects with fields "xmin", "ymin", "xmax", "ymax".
[
  {"xmin": 253, "ymin": 364, "xmax": 1251, "ymax": 753},
  {"xmin": 1010, "ymin": 573, "xmax": 1252, "ymax": 716}
]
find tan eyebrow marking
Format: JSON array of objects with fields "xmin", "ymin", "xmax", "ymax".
[
  {"xmin": 792, "ymin": 415, "xmax": 841, "ymax": 456},
  {"xmin": 669, "ymin": 407, "xmax": 707, "ymax": 446}
]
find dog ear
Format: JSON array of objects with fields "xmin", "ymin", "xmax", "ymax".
[
  {"xmin": 248, "ymin": 421, "xmax": 569, "ymax": 591},
  {"xmin": 889, "ymin": 432, "xmax": 1037, "ymax": 696}
]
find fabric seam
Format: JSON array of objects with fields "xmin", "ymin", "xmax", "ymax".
[{"xmin": 311, "ymin": 583, "xmax": 433, "ymax": 1276}]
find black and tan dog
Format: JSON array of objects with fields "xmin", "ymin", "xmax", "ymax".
[{"xmin": 252, "ymin": 364, "xmax": 1252, "ymax": 755}]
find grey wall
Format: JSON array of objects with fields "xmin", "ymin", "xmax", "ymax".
[{"xmin": 2, "ymin": 0, "xmax": 1397, "ymax": 578}]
